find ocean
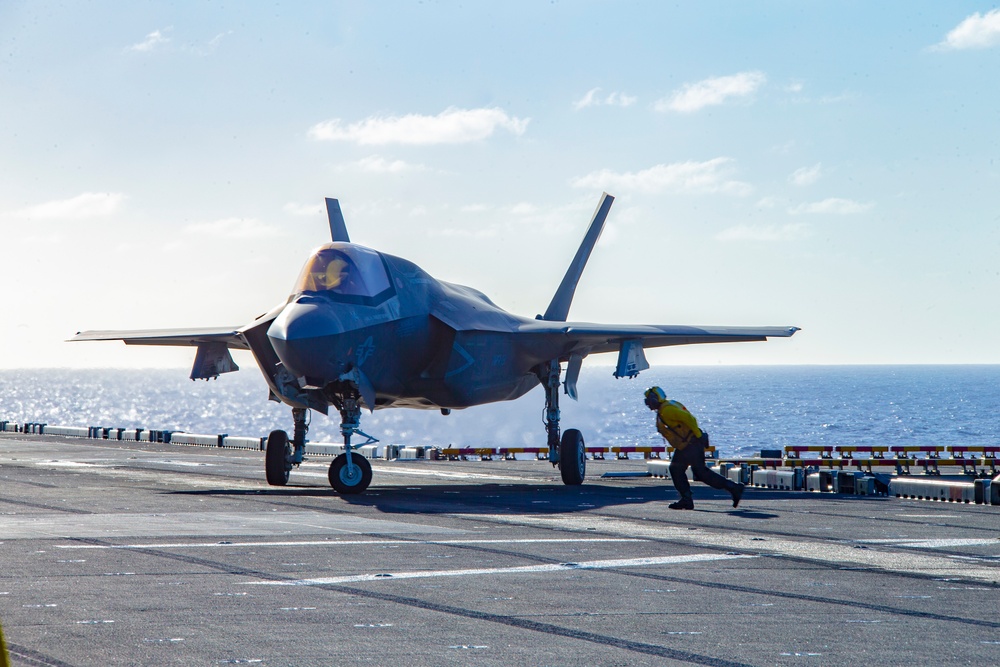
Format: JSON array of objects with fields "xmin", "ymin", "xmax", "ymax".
[{"xmin": 1, "ymin": 366, "xmax": 997, "ymax": 458}]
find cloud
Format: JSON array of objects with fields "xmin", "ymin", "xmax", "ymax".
[
  {"xmin": 184, "ymin": 217, "xmax": 280, "ymax": 239},
  {"xmin": 655, "ymin": 71, "xmax": 766, "ymax": 113},
  {"xmin": 15, "ymin": 192, "xmax": 125, "ymax": 219},
  {"xmin": 283, "ymin": 202, "xmax": 324, "ymax": 216},
  {"xmin": 573, "ymin": 88, "xmax": 638, "ymax": 110},
  {"xmin": 354, "ymin": 155, "xmax": 427, "ymax": 173},
  {"xmin": 571, "ymin": 158, "xmax": 753, "ymax": 196},
  {"xmin": 308, "ymin": 107, "xmax": 529, "ymax": 145},
  {"xmin": 127, "ymin": 29, "xmax": 171, "ymax": 53},
  {"xmin": 933, "ymin": 9, "xmax": 1000, "ymax": 51},
  {"xmin": 715, "ymin": 223, "xmax": 810, "ymax": 242},
  {"xmin": 788, "ymin": 198, "xmax": 872, "ymax": 215},
  {"xmin": 185, "ymin": 31, "xmax": 232, "ymax": 56},
  {"xmin": 789, "ymin": 163, "xmax": 822, "ymax": 186}
]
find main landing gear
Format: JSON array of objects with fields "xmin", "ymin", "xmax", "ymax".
[
  {"xmin": 265, "ymin": 407, "xmax": 309, "ymax": 486},
  {"xmin": 265, "ymin": 398, "xmax": 377, "ymax": 494},
  {"xmin": 540, "ymin": 360, "xmax": 586, "ymax": 486}
]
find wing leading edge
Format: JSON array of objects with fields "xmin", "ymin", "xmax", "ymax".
[
  {"xmin": 517, "ymin": 321, "xmax": 799, "ymax": 355},
  {"xmin": 70, "ymin": 327, "xmax": 248, "ymax": 349}
]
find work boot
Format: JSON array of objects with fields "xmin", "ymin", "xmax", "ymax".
[
  {"xmin": 668, "ymin": 497, "xmax": 694, "ymax": 510},
  {"xmin": 730, "ymin": 482, "xmax": 745, "ymax": 508}
]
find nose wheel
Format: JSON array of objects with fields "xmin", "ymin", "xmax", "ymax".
[
  {"xmin": 328, "ymin": 395, "xmax": 377, "ymax": 494},
  {"xmin": 329, "ymin": 453, "xmax": 372, "ymax": 493}
]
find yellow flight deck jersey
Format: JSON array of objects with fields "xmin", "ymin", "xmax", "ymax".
[{"xmin": 656, "ymin": 399, "xmax": 703, "ymax": 451}]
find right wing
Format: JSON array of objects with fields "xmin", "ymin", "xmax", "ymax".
[
  {"xmin": 70, "ymin": 327, "xmax": 248, "ymax": 349},
  {"xmin": 70, "ymin": 327, "xmax": 248, "ymax": 380}
]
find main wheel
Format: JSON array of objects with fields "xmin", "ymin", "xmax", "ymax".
[
  {"xmin": 329, "ymin": 453, "xmax": 372, "ymax": 494},
  {"xmin": 265, "ymin": 429, "xmax": 292, "ymax": 486},
  {"xmin": 559, "ymin": 428, "xmax": 586, "ymax": 486}
]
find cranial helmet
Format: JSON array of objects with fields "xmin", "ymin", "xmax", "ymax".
[{"xmin": 644, "ymin": 386, "xmax": 666, "ymax": 405}]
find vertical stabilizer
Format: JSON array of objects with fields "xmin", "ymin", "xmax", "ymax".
[
  {"xmin": 541, "ymin": 192, "xmax": 614, "ymax": 321},
  {"xmin": 325, "ymin": 198, "xmax": 350, "ymax": 243}
]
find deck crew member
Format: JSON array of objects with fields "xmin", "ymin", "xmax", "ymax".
[{"xmin": 644, "ymin": 386, "xmax": 745, "ymax": 510}]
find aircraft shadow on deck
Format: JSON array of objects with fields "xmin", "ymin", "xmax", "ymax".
[{"xmin": 163, "ymin": 482, "xmax": 862, "ymax": 517}]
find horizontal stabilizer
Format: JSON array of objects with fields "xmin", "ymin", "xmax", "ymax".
[
  {"xmin": 326, "ymin": 198, "xmax": 350, "ymax": 243},
  {"xmin": 543, "ymin": 193, "xmax": 614, "ymax": 322}
]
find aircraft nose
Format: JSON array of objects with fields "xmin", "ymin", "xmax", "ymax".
[{"xmin": 267, "ymin": 301, "xmax": 347, "ymax": 381}]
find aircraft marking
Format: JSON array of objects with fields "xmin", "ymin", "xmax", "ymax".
[
  {"xmin": 246, "ymin": 553, "xmax": 756, "ymax": 586},
  {"xmin": 444, "ymin": 341, "xmax": 475, "ymax": 378},
  {"xmin": 357, "ymin": 336, "xmax": 375, "ymax": 366}
]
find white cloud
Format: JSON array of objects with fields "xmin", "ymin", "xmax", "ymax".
[
  {"xmin": 789, "ymin": 163, "xmax": 822, "ymax": 186},
  {"xmin": 127, "ymin": 29, "xmax": 170, "ymax": 53},
  {"xmin": 354, "ymin": 155, "xmax": 426, "ymax": 173},
  {"xmin": 16, "ymin": 192, "xmax": 125, "ymax": 219},
  {"xmin": 308, "ymin": 107, "xmax": 529, "ymax": 145},
  {"xmin": 283, "ymin": 202, "xmax": 324, "ymax": 216},
  {"xmin": 573, "ymin": 87, "xmax": 638, "ymax": 110},
  {"xmin": 788, "ymin": 198, "xmax": 872, "ymax": 215},
  {"xmin": 185, "ymin": 31, "xmax": 232, "ymax": 56},
  {"xmin": 655, "ymin": 71, "xmax": 766, "ymax": 113},
  {"xmin": 715, "ymin": 223, "xmax": 810, "ymax": 242},
  {"xmin": 184, "ymin": 217, "xmax": 280, "ymax": 239},
  {"xmin": 933, "ymin": 9, "xmax": 1000, "ymax": 51},
  {"xmin": 571, "ymin": 158, "xmax": 753, "ymax": 196}
]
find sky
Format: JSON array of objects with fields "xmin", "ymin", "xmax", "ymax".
[{"xmin": 2, "ymin": 1, "xmax": 999, "ymax": 371}]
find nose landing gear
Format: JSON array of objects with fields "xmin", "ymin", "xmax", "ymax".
[{"xmin": 328, "ymin": 396, "xmax": 377, "ymax": 494}]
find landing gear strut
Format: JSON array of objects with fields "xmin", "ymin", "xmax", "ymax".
[
  {"xmin": 328, "ymin": 396, "xmax": 376, "ymax": 494},
  {"xmin": 539, "ymin": 360, "xmax": 586, "ymax": 486}
]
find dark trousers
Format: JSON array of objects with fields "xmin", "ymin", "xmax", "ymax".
[{"xmin": 668, "ymin": 439, "xmax": 735, "ymax": 498}]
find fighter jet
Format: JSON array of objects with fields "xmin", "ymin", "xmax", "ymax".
[{"xmin": 73, "ymin": 193, "xmax": 798, "ymax": 494}]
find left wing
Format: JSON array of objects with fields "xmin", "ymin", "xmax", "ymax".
[
  {"xmin": 516, "ymin": 321, "xmax": 799, "ymax": 356},
  {"xmin": 516, "ymin": 320, "xmax": 799, "ymax": 392}
]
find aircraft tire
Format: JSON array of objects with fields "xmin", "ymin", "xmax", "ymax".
[
  {"xmin": 559, "ymin": 428, "xmax": 586, "ymax": 486},
  {"xmin": 265, "ymin": 430, "xmax": 291, "ymax": 486},
  {"xmin": 329, "ymin": 453, "xmax": 372, "ymax": 494}
]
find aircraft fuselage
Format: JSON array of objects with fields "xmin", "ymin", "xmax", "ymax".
[{"xmin": 264, "ymin": 245, "xmax": 549, "ymax": 411}]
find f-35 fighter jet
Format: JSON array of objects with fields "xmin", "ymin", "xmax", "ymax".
[{"xmin": 73, "ymin": 193, "xmax": 798, "ymax": 494}]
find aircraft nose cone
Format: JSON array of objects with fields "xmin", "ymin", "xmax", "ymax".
[{"xmin": 267, "ymin": 301, "xmax": 347, "ymax": 381}]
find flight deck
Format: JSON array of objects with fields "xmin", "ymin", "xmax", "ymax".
[{"xmin": 1, "ymin": 430, "xmax": 998, "ymax": 667}]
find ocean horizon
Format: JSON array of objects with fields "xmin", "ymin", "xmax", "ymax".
[{"xmin": 2, "ymin": 365, "xmax": 997, "ymax": 458}]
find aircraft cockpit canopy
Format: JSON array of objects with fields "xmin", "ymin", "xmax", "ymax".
[{"xmin": 293, "ymin": 243, "xmax": 393, "ymax": 302}]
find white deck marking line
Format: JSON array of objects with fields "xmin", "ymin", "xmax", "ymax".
[
  {"xmin": 854, "ymin": 538, "xmax": 1000, "ymax": 549},
  {"xmin": 55, "ymin": 538, "xmax": 643, "ymax": 550},
  {"xmin": 469, "ymin": 515, "xmax": 1000, "ymax": 584},
  {"xmin": 246, "ymin": 553, "xmax": 755, "ymax": 586}
]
